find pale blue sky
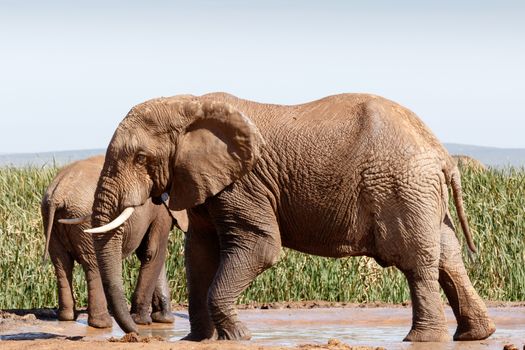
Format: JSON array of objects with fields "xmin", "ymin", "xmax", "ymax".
[{"xmin": 1, "ymin": 0, "xmax": 524, "ymax": 153}]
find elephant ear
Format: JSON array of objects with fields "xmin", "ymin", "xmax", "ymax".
[{"xmin": 168, "ymin": 100, "xmax": 264, "ymax": 210}]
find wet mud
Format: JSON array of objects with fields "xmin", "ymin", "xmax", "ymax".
[{"xmin": 0, "ymin": 306, "xmax": 524, "ymax": 349}]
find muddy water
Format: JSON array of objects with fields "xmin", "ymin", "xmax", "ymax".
[{"xmin": 1, "ymin": 307, "xmax": 524, "ymax": 349}]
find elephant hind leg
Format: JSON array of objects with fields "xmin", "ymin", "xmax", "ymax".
[
  {"xmin": 49, "ymin": 242, "xmax": 76, "ymax": 321},
  {"xmin": 438, "ymin": 215, "xmax": 495, "ymax": 341},
  {"xmin": 151, "ymin": 263, "xmax": 175, "ymax": 324},
  {"xmin": 376, "ymin": 195, "xmax": 449, "ymax": 342},
  {"xmin": 402, "ymin": 266, "xmax": 449, "ymax": 342},
  {"xmin": 132, "ymin": 214, "xmax": 173, "ymax": 326}
]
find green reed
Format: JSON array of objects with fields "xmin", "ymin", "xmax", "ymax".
[{"xmin": 0, "ymin": 165, "xmax": 523, "ymax": 309}]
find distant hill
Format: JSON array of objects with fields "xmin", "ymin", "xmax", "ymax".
[
  {"xmin": 445, "ymin": 143, "xmax": 525, "ymax": 168},
  {"xmin": 0, "ymin": 149, "xmax": 105, "ymax": 168},
  {"xmin": 0, "ymin": 144, "xmax": 524, "ymax": 168}
]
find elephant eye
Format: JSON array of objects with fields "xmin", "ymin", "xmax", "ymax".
[{"xmin": 135, "ymin": 153, "xmax": 148, "ymax": 165}]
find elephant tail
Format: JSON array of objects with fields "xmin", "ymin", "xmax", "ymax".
[
  {"xmin": 450, "ymin": 167, "xmax": 477, "ymax": 253},
  {"xmin": 43, "ymin": 203, "xmax": 56, "ymax": 263}
]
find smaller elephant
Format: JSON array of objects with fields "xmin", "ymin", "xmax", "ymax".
[
  {"xmin": 452, "ymin": 155, "xmax": 487, "ymax": 172},
  {"xmin": 41, "ymin": 155, "xmax": 187, "ymax": 328}
]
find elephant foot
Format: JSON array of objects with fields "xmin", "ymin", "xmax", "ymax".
[
  {"xmin": 403, "ymin": 326, "xmax": 450, "ymax": 342},
  {"xmin": 454, "ymin": 317, "xmax": 496, "ymax": 341},
  {"xmin": 151, "ymin": 310, "xmax": 175, "ymax": 324},
  {"xmin": 217, "ymin": 322, "xmax": 252, "ymax": 341},
  {"xmin": 57, "ymin": 309, "xmax": 77, "ymax": 321},
  {"xmin": 182, "ymin": 328, "xmax": 217, "ymax": 342},
  {"xmin": 88, "ymin": 313, "xmax": 113, "ymax": 328},
  {"xmin": 131, "ymin": 312, "xmax": 152, "ymax": 325}
]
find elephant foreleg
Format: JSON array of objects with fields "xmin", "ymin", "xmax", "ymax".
[
  {"xmin": 151, "ymin": 263, "xmax": 175, "ymax": 323},
  {"xmin": 84, "ymin": 266, "xmax": 113, "ymax": 328},
  {"xmin": 183, "ymin": 222, "xmax": 220, "ymax": 341},
  {"xmin": 438, "ymin": 215, "xmax": 495, "ymax": 340},
  {"xmin": 207, "ymin": 230, "xmax": 281, "ymax": 340}
]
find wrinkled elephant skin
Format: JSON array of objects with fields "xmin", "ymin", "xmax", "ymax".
[
  {"xmin": 41, "ymin": 155, "xmax": 179, "ymax": 328},
  {"xmin": 90, "ymin": 93, "xmax": 495, "ymax": 341}
]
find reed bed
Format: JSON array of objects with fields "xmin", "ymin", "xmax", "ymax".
[{"xmin": 0, "ymin": 165, "xmax": 523, "ymax": 309}]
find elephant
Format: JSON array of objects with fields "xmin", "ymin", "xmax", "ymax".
[
  {"xmin": 87, "ymin": 92, "xmax": 495, "ymax": 342},
  {"xmin": 41, "ymin": 155, "xmax": 188, "ymax": 328},
  {"xmin": 452, "ymin": 155, "xmax": 487, "ymax": 172}
]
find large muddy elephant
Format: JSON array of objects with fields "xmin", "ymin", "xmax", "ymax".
[
  {"xmin": 88, "ymin": 93, "xmax": 495, "ymax": 342},
  {"xmin": 41, "ymin": 155, "xmax": 187, "ymax": 327}
]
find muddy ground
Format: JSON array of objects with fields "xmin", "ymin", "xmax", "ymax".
[{"xmin": 1, "ymin": 302, "xmax": 524, "ymax": 349}]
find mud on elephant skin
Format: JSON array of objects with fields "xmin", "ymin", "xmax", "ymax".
[
  {"xmin": 41, "ymin": 155, "xmax": 187, "ymax": 328},
  {"xmin": 89, "ymin": 92, "xmax": 495, "ymax": 342}
]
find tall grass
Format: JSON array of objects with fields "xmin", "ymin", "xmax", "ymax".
[
  {"xmin": 0, "ymin": 165, "xmax": 523, "ymax": 309},
  {"xmin": 453, "ymin": 167, "xmax": 525, "ymax": 301}
]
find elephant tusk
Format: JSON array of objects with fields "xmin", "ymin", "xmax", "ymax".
[
  {"xmin": 84, "ymin": 207, "xmax": 135, "ymax": 234},
  {"xmin": 58, "ymin": 215, "xmax": 91, "ymax": 224}
]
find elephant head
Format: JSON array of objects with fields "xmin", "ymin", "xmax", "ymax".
[{"xmin": 90, "ymin": 95, "xmax": 264, "ymax": 333}]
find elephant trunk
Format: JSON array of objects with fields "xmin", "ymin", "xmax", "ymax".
[{"xmin": 92, "ymin": 177, "xmax": 138, "ymax": 334}]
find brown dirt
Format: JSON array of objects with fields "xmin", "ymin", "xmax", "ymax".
[
  {"xmin": 0, "ymin": 338, "xmax": 380, "ymax": 350},
  {"xmin": 502, "ymin": 344, "xmax": 520, "ymax": 350},
  {"xmin": 298, "ymin": 338, "xmax": 386, "ymax": 350},
  {"xmin": 235, "ymin": 301, "xmax": 409, "ymax": 310},
  {"xmin": 1, "ymin": 308, "xmax": 57, "ymax": 319},
  {"xmin": 0, "ymin": 310, "xmax": 38, "ymax": 321},
  {"xmin": 108, "ymin": 332, "xmax": 164, "ymax": 343},
  {"xmin": 0, "ymin": 308, "xmax": 385, "ymax": 349},
  {"xmin": 2, "ymin": 303, "xmax": 524, "ymax": 350},
  {"xmin": 233, "ymin": 300, "xmax": 525, "ymax": 310},
  {"xmin": 4, "ymin": 300, "xmax": 524, "ymax": 315},
  {"xmin": 0, "ymin": 310, "xmax": 39, "ymax": 332}
]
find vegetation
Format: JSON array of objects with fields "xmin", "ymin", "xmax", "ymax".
[{"xmin": 0, "ymin": 165, "xmax": 523, "ymax": 309}]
